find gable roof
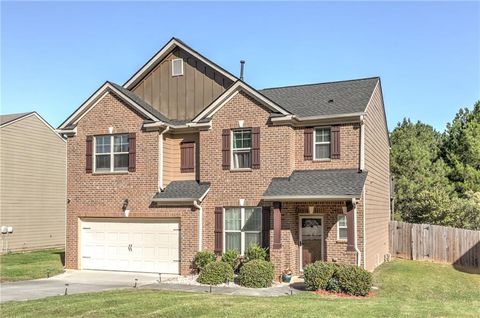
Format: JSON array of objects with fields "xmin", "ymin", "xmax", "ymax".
[
  {"xmin": 262, "ymin": 169, "xmax": 368, "ymax": 201},
  {"xmin": 260, "ymin": 77, "xmax": 379, "ymax": 118},
  {"xmin": 123, "ymin": 37, "xmax": 238, "ymax": 89},
  {"xmin": 0, "ymin": 112, "xmax": 34, "ymax": 126}
]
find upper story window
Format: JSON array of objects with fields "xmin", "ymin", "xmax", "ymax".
[
  {"xmin": 337, "ymin": 214, "xmax": 348, "ymax": 241},
  {"xmin": 314, "ymin": 127, "xmax": 331, "ymax": 160},
  {"xmin": 95, "ymin": 134, "xmax": 129, "ymax": 173},
  {"xmin": 224, "ymin": 207, "xmax": 262, "ymax": 254},
  {"xmin": 232, "ymin": 129, "xmax": 252, "ymax": 169},
  {"xmin": 171, "ymin": 58, "xmax": 184, "ymax": 76}
]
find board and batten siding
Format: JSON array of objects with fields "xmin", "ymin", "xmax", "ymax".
[
  {"xmin": 0, "ymin": 114, "xmax": 66, "ymax": 252},
  {"xmin": 132, "ymin": 47, "xmax": 233, "ymax": 121},
  {"xmin": 163, "ymin": 133, "xmax": 199, "ymax": 186},
  {"xmin": 363, "ymin": 81, "xmax": 391, "ymax": 271}
]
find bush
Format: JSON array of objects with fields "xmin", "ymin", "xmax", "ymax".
[
  {"xmin": 238, "ymin": 259, "xmax": 275, "ymax": 288},
  {"xmin": 325, "ymin": 264, "xmax": 344, "ymax": 293},
  {"xmin": 336, "ymin": 265, "xmax": 373, "ymax": 296},
  {"xmin": 245, "ymin": 244, "xmax": 267, "ymax": 262},
  {"xmin": 197, "ymin": 262, "xmax": 235, "ymax": 285},
  {"xmin": 221, "ymin": 249, "xmax": 240, "ymax": 271},
  {"xmin": 193, "ymin": 251, "xmax": 216, "ymax": 273},
  {"xmin": 303, "ymin": 261, "xmax": 335, "ymax": 291}
]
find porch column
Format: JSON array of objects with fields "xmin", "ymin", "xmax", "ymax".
[
  {"xmin": 346, "ymin": 201, "xmax": 355, "ymax": 252},
  {"xmin": 272, "ymin": 202, "xmax": 282, "ymax": 249}
]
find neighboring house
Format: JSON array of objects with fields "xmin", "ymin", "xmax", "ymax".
[
  {"xmin": 0, "ymin": 112, "xmax": 66, "ymax": 253},
  {"xmin": 58, "ymin": 38, "xmax": 390, "ymax": 275}
]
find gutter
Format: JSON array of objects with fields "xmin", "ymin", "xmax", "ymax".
[
  {"xmin": 270, "ymin": 112, "xmax": 366, "ymax": 126},
  {"xmin": 261, "ymin": 194, "xmax": 357, "ymax": 202},
  {"xmin": 143, "ymin": 121, "xmax": 212, "ymax": 130}
]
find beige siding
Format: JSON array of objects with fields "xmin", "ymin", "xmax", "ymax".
[
  {"xmin": 163, "ymin": 133, "xmax": 199, "ymax": 186},
  {"xmin": 0, "ymin": 115, "xmax": 66, "ymax": 252},
  {"xmin": 132, "ymin": 47, "xmax": 233, "ymax": 121},
  {"xmin": 363, "ymin": 82, "xmax": 391, "ymax": 270}
]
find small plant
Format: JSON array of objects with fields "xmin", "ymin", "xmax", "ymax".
[
  {"xmin": 238, "ymin": 259, "xmax": 275, "ymax": 288},
  {"xmin": 282, "ymin": 268, "xmax": 293, "ymax": 283},
  {"xmin": 197, "ymin": 261, "xmax": 235, "ymax": 285},
  {"xmin": 303, "ymin": 261, "xmax": 335, "ymax": 291},
  {"xmin": 336, "ymin": 265, "xmax": 373, "ymax": 296},
  {"xmin": 245, "ymin": 244, "xmax": 267, "ymax": 262},
  {"xmin": 193, "ymin": 251, "xmax": 216, "ymax": 273},
  {"xmin": 221, "ymin": 249, "xmax": 240, "ymax": 271}
]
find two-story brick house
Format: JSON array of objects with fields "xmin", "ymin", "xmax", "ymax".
[{"xmin": 58, "ymin": 38, "xmax": 390, "ymax": 276}]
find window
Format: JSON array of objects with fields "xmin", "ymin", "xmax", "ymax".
[
  {"xmin": 337, "ymin": 215, "xmax": 348, "ymax": 241},
  {"xmin": 171, "ymin": 58, "xmax": 184, "ymax": 76},
  {"xmin": 224, "ymin": 207, "xmax": 262, "ymax": 254},
  {"xmin": 232, "ymin": 129, "xmax": 252, "ymax": 169},
  {"xmin": 314, "ymin": 127, "xmax": 331, "ymax": 159},
  {"xmin": 95, "ymin": 134, "xmax": 129, "ymax": 172}
]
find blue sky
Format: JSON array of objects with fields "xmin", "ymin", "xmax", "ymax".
[{"xmin": 1, "ymin": 1, "xmax": 479, "ymax": 131}]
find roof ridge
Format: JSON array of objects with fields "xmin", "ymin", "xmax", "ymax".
[{"xmin": 260, "ymin": 76, "xmax": 380, "ymax": 91}]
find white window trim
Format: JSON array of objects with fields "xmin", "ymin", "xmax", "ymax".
[
  {"xmin": 223, "ymin": 207, "xmax": 262, "ymax": 255},
  {"xmin": 93, "ymin": 134, "xmax": 129, "ymax": 173},
  {"xmin": 313, "ymin": 126, "xmax": 332, "ymax": 160},
  {"xmin": 337, "ymin": 214, "xmax": 348, "ymax": 241},
  {"xmin": 231, "ymin": 128, "xmax": 252, "ymax": 170},
  {"xmin": 171, "ymin": 58, "xmax": 184, "ymax": 76}
]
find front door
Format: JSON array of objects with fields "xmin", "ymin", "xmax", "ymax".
[{"xmin": 299, "ymin": 216, "xmax": 324, "ymax": 270}]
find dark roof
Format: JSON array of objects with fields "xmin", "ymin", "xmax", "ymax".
[
  {"xmin": 263, "ymin": 169, "xmax": 368, "ymax": 199},
  {"xmin": 0, "ymin": 112, "xmax": 34, "ymax": 126},
  {"xmin": 260, "ymin": 77, "xmax": 379, "ymax": 117},
  {"xmin": 153, "ymin": 181, "xmax": 210, "ymax": 202},
  {"xmin": 108, "ymin": 82, "xmax": 188, "ymax": 126}
]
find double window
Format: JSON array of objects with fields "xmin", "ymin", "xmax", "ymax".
[
  {"xmin": 314, "ymin": 128, "xmax": 331, "ymax": 160},
  {"xmin": 95, "ymin": 134, "xmax": 129, "ymax": 172},
  {"xmin": 337, "ymin": 215, "xmax": 348, "ymax": 241},
  {"xmin": 232, "ymin": 129, "xmax": 252, "ymax": 169},
  {"xmin": 224, "ymin": 207, "xmax": 262, "ymax": 254}
]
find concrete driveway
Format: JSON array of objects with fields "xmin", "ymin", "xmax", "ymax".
[{"xmin": 0, "ymin": 270, "xmax": 171, "ymax": 303}]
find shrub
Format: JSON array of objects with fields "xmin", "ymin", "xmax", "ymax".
[
  {"xmin": 221, "ymin": 249, "xmax": 240, "ymax": 271},
  {"xmin": 238, "ymin": 259, "xmax": 275, "ymax": 288},
  {"xmin": 197, "ymin": 262, "xmax": 235, "ymax": 285},
  {"xmin": 245, "ymin": 244, "xmax": 267, "ymax": 262},
  {"xmin": 303, "ymin": 261, "xmax": 335, "ymax": 291},
  {"xmin": 193, "ymin": 251, "xmax": 216, "ymax": 273},
  {"xmin": 336, "ymin": 265, "xmax": 372, "ymax": 296},
  {"xmin": 325, "ymin": 264, "xmax": 344, "ymax": 293}
]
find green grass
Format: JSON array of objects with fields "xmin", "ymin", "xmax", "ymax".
[
  {"xmin": 1, "ymin": 260, "xmax": 479, "ymax": 317},
  {"xmin": 0, "ymin": 249, "xmax": 64, "ymax": 282}
]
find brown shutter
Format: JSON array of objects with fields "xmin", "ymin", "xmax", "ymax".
[
  {"xmin": 86, "ymin": 136, "xmax": 93, "ymax": 173},
  {"xmin": 214, "ymin": 207, "xmax": 223, "ymax": 255},
  {"xmin": 346, "ymin": 201, "xmax": 355, "ymax": 252},
  {"xmin": 222, "ymin": 129, "xmax": 230, "ymax": 170},
  {"xmin": 128, "ymin": 133, "xmax": 136, "ymax": 172},
  {"xmin": 252, "ymin": 127, "xmax": 260, "ymax": 169},
  {"xmin": 262, "ymin": 206, "xmax": 270, "ymax": 249},
  {"xmin": 272, "ymin": 202, "xmax": 282, "ymax": 249},
  {"xmin": 304, "ymin": 128, "xmax": 313, "ymax": 160},
  {"xmin": 180, "ymin": 142, "xmax": 195, "ymax": 173},
  {"xmin": 331, "ymin": 125, "xmax": 340, "ymax": 159}
]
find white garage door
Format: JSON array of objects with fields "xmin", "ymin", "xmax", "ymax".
[{"xmin": 80, "ymin": 219, "xmax": 180, "ymax": 274}]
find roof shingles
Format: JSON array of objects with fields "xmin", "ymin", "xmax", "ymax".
[{"xmin": 153, "ymin": 181, "xmax": 210, "ymax": 202}]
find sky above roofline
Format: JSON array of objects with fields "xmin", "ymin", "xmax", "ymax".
[{"xmin": 1, "ymin": 1, "xmax": 478, "ymax": 132}]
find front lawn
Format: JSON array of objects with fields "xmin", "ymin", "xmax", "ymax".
[
  {"xmin": 0, "ymin": 249, "xmax": 64, "ymax": 282},
  {"xmin": 1, "ymin": 260, "xmax": 479, "ymax": 317}
]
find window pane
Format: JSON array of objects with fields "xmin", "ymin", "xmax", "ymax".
[
  {"xmin": 114, "ymin": 154, "xmax": 129, "ymax": 171},
  {"xmin": 225, "ymin": 208, "xmax": 241, "ymax": 230},
  {"xmin": 245, "ymin": 233, "xmax": 261, "ymax": 248},
  {"xmin": 95, "ymin": 154, "xmax": 110, "ymax": 171},
  {"xmin": 338, "ymin": 215, "xmax": 347, "ymax": 227},
  {"xmin": 233, "ymin": 130, "xmax": 251, "ymax": 149},
  {"xmin": 315, "ymin": 128, "xmax": 331, "ymax": 143},
  {"xmin": 96, "ymin": 136, "xmax": 111, "ymax": 154},
  {"xmin": 315, "ymin": 144, "xmax": 331, "ymax": 159},
  {"xmin": 244, "ymin": 208, "xmax": 262, "ymax": 231},
  {"xmin": 225, "ymin": 232, "xmax": 241, "ymax": 253},
  {"xmin": 114, "ymin": 135, "xmax": 129, "ymax": 153},
  {"xmin": 339, "ymin": 228, "xmax": 348, "ymax": 240},
  {"xmin": 233, "ymin": 151, "xmax": 251, "ymax": 169}
]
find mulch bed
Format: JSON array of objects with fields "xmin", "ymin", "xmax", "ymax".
[{"xmin": 312, "ymin": 289, "xmax": 376, "ymax": 298}]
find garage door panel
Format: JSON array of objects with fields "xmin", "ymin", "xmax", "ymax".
[{"xmin": 81, "ymin": 219, "xmax": 180, "ymax": 274}]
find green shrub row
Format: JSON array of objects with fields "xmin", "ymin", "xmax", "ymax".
[
  {"xmin": 238, "ymin": 259, "xmax": 275, "ymax": 288},
  {"xmin": 303, "ymin": 261, "xmax": 372, "ymax": 296},
  {"xmin": 197, "ymin": 261, "xmax": 234, "ymax": 285}
]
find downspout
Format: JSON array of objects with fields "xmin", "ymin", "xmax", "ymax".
[
  {"xmin": 352, "ymin": 198, "xmax": 362, "ymax": 267},
  {"xmin": 193, "ymin": 200, "xmax": 203, "ymax": 252},
  {"xmin": 158, "ymin": 126, "xmax": 170, "ymax": 191},
  {"xmin": 359, "ymin": 115, "xmax": 365, "ymax": 171},
  {"xmin": 362, "ymin": 187, "xmax": 367, "ymax": 269}
]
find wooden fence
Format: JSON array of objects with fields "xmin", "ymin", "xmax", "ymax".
[{"xmin": 389, "ymin": 221, "xmax": 480, "ymax": 268}]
